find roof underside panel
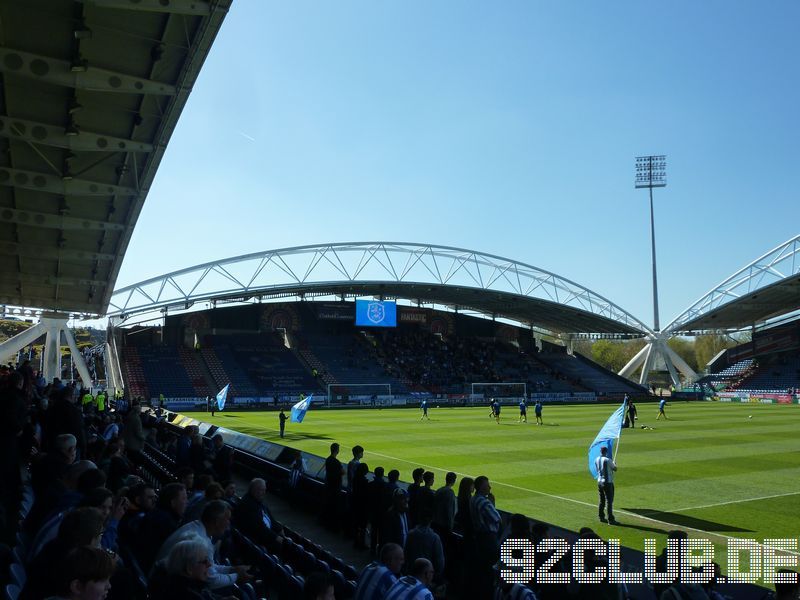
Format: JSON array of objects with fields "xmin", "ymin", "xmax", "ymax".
[{"xmin": 0, "ymin": 0, "xmax": 231, "ymax": 315}]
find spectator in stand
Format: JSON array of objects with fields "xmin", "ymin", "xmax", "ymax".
[
  {"xmin": 0, "ymin": 371, "xmax": 26, "ymax": 536},
  {"xmin": 26, "ymin": 458, "xmax": 97, "ymax": 538},
  {"xmin": 189, "ymin": 433, "xmax": 209, "ymax": 475},
  {"xmin": 495, "ymin": 580, "xmax": 538, "ymax": 600},
  {"xmin": 355, "ymin": 543, "xmax": 404, "ymax": 600},
  {"xmin": 187, "ymin": 473, "xmax": 214, "ymax": 508},
  {"xmin": 382, "ymin": 489, "xmax": 410, "ymax": 548},
  {"xmin": 221, "ymin": 480, "xmax": 240, "ymax": 507},
  {"xmin": 175, "ymin": 467, "xmax": 196, "ymax": 496},
  {"xmin": 407, "ymin": 468, "xmax": 425, "ymax": 527},
  {"xmin": 323, "ymin": 442, "xmax": 344, "ymax": 530},
  {"xmin": 433, "ymin": 472, "xmax": 457, "ymax": 534},
  {"xmin": 368, "ymin": 466, "xmax": 387, "ymax": 554},
  {"xmin": 185, "ymin": 482, "xmax": 224, "ymax": 522},
  {"xmin": 175, "ymin": 426, "xmax": 194, "ymax": 468},
  {"xmin": 452, "ymin": 477, "xmax": 474, "ymax": 537},
  {"xmin": 404, "ymin": 509, "xmax": 445, "ymax": 581},
  {"xmin": 100, "ymin": 413, "xmax": 120, "ymax": 441},
  {"xmin": 469, "ymin": 475, "xmax": 502, "ymax": 599},
  {"xmin": 302, "ymin": 571, "xmax": 336, "ymax": 600},
  {"xmin": 119, "ymin": 482, "xmax": 157, "ymax": 548},
  {"xmin": 30, "ymin": 432, "xmax": 77, "ymax": 497},
  {"xmin": 152, "ymin": 537, "xmax": 224, "ymax": 600},
  {"xmin": 154, "ymin": 500, "xmax": 251, "ymax": 590},
  {"xmin": 46, "ymin": 385, "xmax": 87, "ymax": 458},
  {"xmin": 135, "ymin": 482, "xmax": 188, "ymax": 571},
  {"xmin": 232, "ymin": 477, "xmax": 283, "ymax": 553},
  {"xmin": 347, "ymin": 445, "xmax": 365, "ymax": 492},
  {"xmin": 418, "ymin": 472, "xmax": 436, "ymax": 519},
  {"xmin": 384, "ymin": 558, "xmax": 434, "ymax": 600},
  {"xmin": 21, "ymin": 507, "xmax": 106, "ymax": 600},
  {"xmin": 386, "ymin": 469, "xmax": 400, "ymax": 498},
  {"xmin": 351, "ymin": 461, "xmax": 370, "ymax": 549},
  {"xmin": 122, "ymin": 399, "xmax": 146, "ymax": 459},
  {"xmin": 210, "ymin": 434, "xmax": 233, "ymax": 482},
  {"xmin": 50, "ymin": 545, "xmax": 116, "ymax": 600},
  {"xmin": 101, "ymin": 439, "xmax": 136, "ymax": 492}
]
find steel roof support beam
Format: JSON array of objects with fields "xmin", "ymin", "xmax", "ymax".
[
  {"xmin": 0, "ymin": 115, "xmax": 153, "ymax": 152},
  {"xmin": 82, "ymin": 0, "xmax": 213, "ymax": 16},
  {"xmin": 0, "ymin": 166, "xmax": 139, "ymax": 196},
  {"xmin": 0, "ymin": 272, "xmax": 109, "ymax": 289},
  {"xmin": 0, "ymin": 206, "xmax": 125, "ymax": 232},
  {"xmin": 0, "ymin": 48, "xmax": 176, "ymax": 96},
  {"xmin": 0, "ymin": 241, "xmax": 116, "ymax": 262}
]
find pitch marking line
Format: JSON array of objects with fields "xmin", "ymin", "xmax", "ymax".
[
  {"xmin": 645, "ymin": 490, "xmax": 800, "ymax": 515},
  {"xmin": 368, "ymin": 450, "xmax": 800, "ymax": 556}
]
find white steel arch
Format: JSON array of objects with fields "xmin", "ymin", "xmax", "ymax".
[
  {"xmin": 106, "ymin": 242, "xmax": 652, "ymax": 334},
  {"xmin": 665, "ymin": 234, "xmax": 800, "ymax": 334}
]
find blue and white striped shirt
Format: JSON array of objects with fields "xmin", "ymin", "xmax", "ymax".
[
  {"xmin": 384, "ymin": 575, "xmax": 433, "ymax": 600},
  {"xmin": 354, "ymin": 562, "xmax": 397, "ymax": 600},
  {"xmin": 471, "ymin": 493, "xmax": 501, "ymax": 535}
]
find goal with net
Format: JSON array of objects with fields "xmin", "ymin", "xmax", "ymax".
[
  {"xmin": 469, "ymin": 382, "xmax": 527, "ymax": 405},
  {"xmin": 327, "ymin": 383, "xmax": 393, "ymax": 406}
]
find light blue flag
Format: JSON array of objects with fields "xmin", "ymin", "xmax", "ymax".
[
  {"xmin": 215, "ymin": 384, "xmax": 230, "ymax": 411},
  {"xmin": 291, "ymin": 394, "xmax": 313, "ymax": 423},
  {"xmin": 588, "ymin": 400, "xmax": 627, "ymax": 478}
]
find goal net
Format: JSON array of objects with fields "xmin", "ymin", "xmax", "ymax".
[
  {"xmin": 327, "ymin": 383, "xmax": 393, "ymax": 406},
  {"xmin": 469, "ymin": 382, "xmax": 527, "ymax": 405}
]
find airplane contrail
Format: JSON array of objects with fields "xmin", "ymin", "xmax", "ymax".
[{"xmin": 237, "ymin": 131, "xmax": 256, "ymax": 142}]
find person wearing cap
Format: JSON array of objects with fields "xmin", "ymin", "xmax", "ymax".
[{"xmin": 382, "ymin": 488, "xmax": 410, "ymax": 548}]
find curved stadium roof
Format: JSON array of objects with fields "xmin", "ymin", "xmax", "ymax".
[
  {"xmin": 666, "ymin": 234, "xmax": 800, "ymax": 334},
  {"xmin": 107, "ymin": 242, "xmax": 653, "ymax": 336}
]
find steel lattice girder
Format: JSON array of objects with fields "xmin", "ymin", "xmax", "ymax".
[
  {"xmin": 665, "ymin": 234, "xmax": 800, "ymax": 334},
  {"xmin": 107, "ymin": 242, "xmax": 652, "ymax": 336}
]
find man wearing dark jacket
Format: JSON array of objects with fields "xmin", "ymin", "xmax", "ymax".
[{"xmin": 232, "ymin": 478, "xmax": 283, "ymax": 553}]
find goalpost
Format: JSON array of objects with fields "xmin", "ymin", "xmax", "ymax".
[
  {"xmin": 327, "ymin": 383, "xmax": 393, "ymax": 406},
  {"xmin": 469, "ymin": 382, "xmax": 527, "ymax": 405}
]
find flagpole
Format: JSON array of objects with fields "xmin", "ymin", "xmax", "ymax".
[{"xmin": 613, "ymin": 399, "xmax": 627, "ymax": 462}]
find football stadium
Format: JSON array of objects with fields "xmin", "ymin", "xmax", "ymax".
[{"xmin": 0, "ymin": 3, "xmax": 798, "ymax": 600}]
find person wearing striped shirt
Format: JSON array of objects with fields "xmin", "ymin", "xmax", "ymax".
[
  {"xmin": 495, "ymin": 582, "xmax": 538, "ymax": 600},
  {"xmin": 469, "ymin": 476, "xmax": 502, "ymax": 599},
  {"xmin": 354, "ymin": 543, "xmax": 404, "ymax": 600},
  {"xmin": 384, "ymin": 558, "xmax": 434, "ymax": 600},
  {"xmin": 470, "ymin": 476, "xmax": 501, "ymax": 536}
]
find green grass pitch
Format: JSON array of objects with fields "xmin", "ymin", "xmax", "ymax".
[{"xmin": 214, "ymin": 402, "xmax": 800, "ymax": 566}]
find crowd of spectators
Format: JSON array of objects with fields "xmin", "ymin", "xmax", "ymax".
[{"xmin": 4, "ymin": 361, "xmax": 798, "ymax": 600}]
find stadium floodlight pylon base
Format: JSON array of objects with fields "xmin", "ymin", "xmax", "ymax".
[{"xmin": 618, "ymin": 333, "xmax": 696, "ymax": 387}]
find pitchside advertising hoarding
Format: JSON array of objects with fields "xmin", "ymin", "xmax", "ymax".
[{"xmin": 715, "ymin": 392, "xmax": 798, "ymax": 404}]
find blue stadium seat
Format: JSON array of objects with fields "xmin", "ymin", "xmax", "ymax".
[{"xmin": 4, "ymin": 584, "xmax": 20, "ymax": 600}]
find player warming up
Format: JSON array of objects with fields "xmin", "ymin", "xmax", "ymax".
[
  {"xmin": 420, "ymin": 399, "xmax": 430, "ymax": 420},
  {"xmin": 656, "ymin": 397, "xmax": 668, "ymax": 420},
  {"xmin": 519, "ymin": 399, "xmax": 527, "ymax": 423}
]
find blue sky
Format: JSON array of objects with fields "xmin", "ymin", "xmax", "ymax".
[{"xmin": 116, "ymin": 1, "xmax": 799, "ymax": 331}]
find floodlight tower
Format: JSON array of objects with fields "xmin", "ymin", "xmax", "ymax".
[
  {"xmin": 619, "ymin": 156, "xmax": 697, "ymax": 389},
  {"xmin": 635, "ymin": 155, "xmax": 666, "ymax": 331}
]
